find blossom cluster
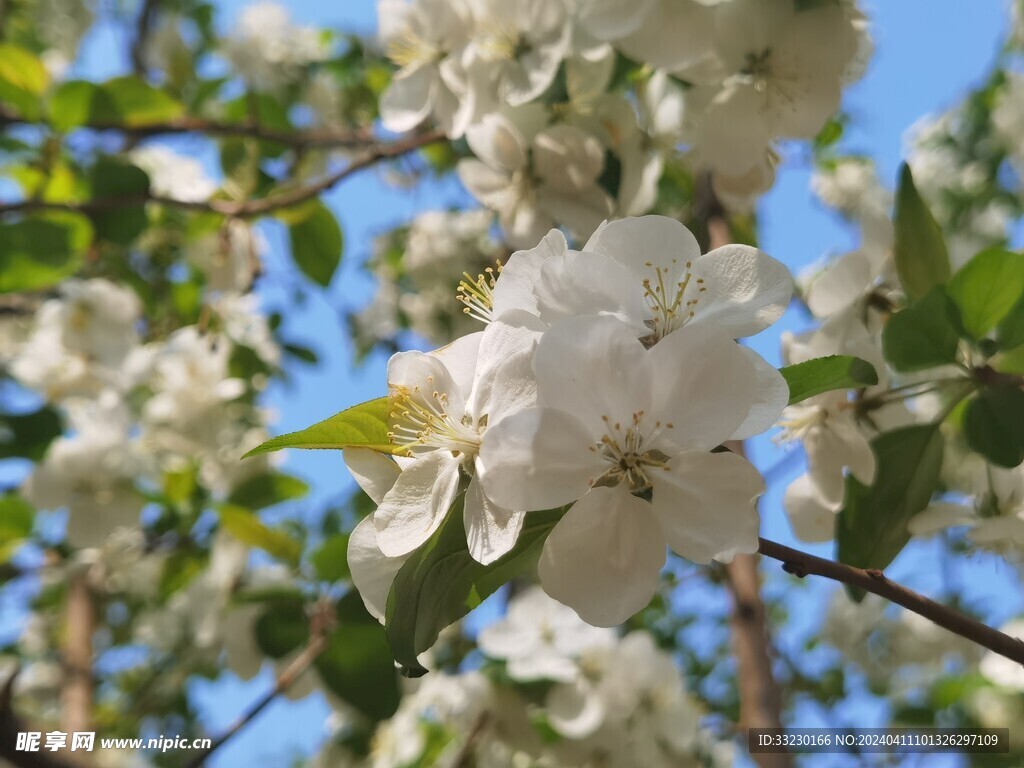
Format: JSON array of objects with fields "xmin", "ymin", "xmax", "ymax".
[
  {"xmin": 313, "ymin": 587, "xmax": 731, "ymax": 768},
  {"xmin": 380, "ymin": 0, "xmax": 868, "ymax": 246},
  {"xmin": 346, "ymin": 214, "xmax": 793, "ymax": 625}
]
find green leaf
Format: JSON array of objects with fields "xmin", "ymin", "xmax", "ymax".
[
  {"xmin": 836, "ymin": 425, "xmax": 944, "ymax": 598},
  {"xmin": 93, "ymin": 76, "xmax": 184, "ymax": 127},
  {"xmin": 779, "ymin": 355, "xmax": 878, "ymax": 405},
  {"xmin": 0, "ymin": 495, "xmax": 34, "ymax": 547},
  {"xmin": 946, "ymin": 248, "xmax": 1024, "ymax": 340},
  {"xmin": 998, "ymin": 295, "xmax": 1024, "ymax": 351},
  {"xmin": 47, "ymin": 81, "xmax": 114, "ymax": 131},
  {"xmin": 893, "ymin": 163, "xmax": 951, "ymax": 302},
  {"xmin": 385, "ymin": 496, "xmax": 566, "ymax": 677},
  {"xmin": 0, "ymin": 407, "xmax": 63, "ymax": 461},
  {"xmin": 963, "ymin": 386, "xmax": 1024, "ymax": 468},
  {"xmin": 159, "ymin": 551, "xmax": 206, "ymax": 599},
  {"xmin": 881, "ymin": 286, "xmax": 961, "ymax": 371},
  {"xmin": 315, "ymin": 592, "xmax": 400, "ymax": 721},
  {"xmin": 0, "ymin": 44, "xmax": 48, "ymax": 119},
  {"xmin": 227, "ymin": 472, "xmax": 309, "ymax": 510},
  {"xmin": 0, "ymin": 214, "xmax": 92, "ymax": 292},
  {"xmin": 311, "ymin": 534, "xmax": 351, "ymax": 582},
  {"xmin": 254, "ymin": 597, "xmax": 309, "ymax": 658},
  {"xmin": 243, "ymin": 397, "xmax": 404, "ymax": 458},
  {"xmin": 285, "ymin": 202, "xmax": 344, "ymax": 287},
  {"xmin": 216, "ymin": 503, "xmax": 302, "ymax": 566},
  {"xmin": 88, "ymin": 158, "xmax": 151, "ymax": 245}
]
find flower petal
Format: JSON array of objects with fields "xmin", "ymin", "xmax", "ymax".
[
  {"xmin": 533, "ymin": 315, "xmax": 651, "ymax": 433},
  {"xmin": 479, "ymin": 407, "xmax": 601, "ymax": 512},
  {"xmin": 687, "ymin": 244, "xmax": 793, "ymax": 338},
  {"xmin": 348, "ymin": 516, "xmax": 409, "ymax": 623},
  {"xmin": 464, "ymin": 471, "xmax": 526, "ymax": 565},
  {"xmin": 783, "ymin": 474, "xmax": 839, "ymax": 543},
  {"xmin": 651, "ymin": 450, "xmax": 763, "ymax": 564},
  {"xmin": 373, "ymin": 452, "xmax": 462, "ymax": 557},
  {"xmin": 586, "ymin": 214, "xmax": 702, "ymax": 282},
  {"xmin": 647, "ymin": 324, "xmax": 758, "ymax": 451},
  {"xmin": 538, "ymin": 486, "xmax": 666, "ymax": 626},
  {"xmin": 492, "ymin": 229, "xmax": 567, "ymax": 319},
  {"xmin": 344, "ymin": 448, "xmax": 401, "ymax": 505},
  {"xmin": 729, "ymin": 347, "xmax": 790, "ymax": 440},
  {"xmin": 533, "ymin": 250, "xmax": 648, "ymax": 334}
]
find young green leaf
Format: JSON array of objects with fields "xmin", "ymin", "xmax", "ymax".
[
  {"xmin": 946, "ymin": 248, "xmax": 1024, "ymax": 340},
  {"xmin": 837, "ymin": 424, "xmax": 944, "ymax": 599},
  {"xmin": 385, "ymin": 495, "xmax": 566, "ymax": 677},
  {"xmin": 779, "ymin": 355, "xmax": 878, "ymax": 405},
  {"xmin": 93, "ymin": 76, "xmax": 184, "ymax": 127},
  {"xmin": 0, "ymin": 214, "xmax": 92, "ymax": 293},
  {"xmin": 881, "ymin": 286, "xmax": 961, "ymax": 371},
  {"xmin": 0, "ymin": 495, "xmax": 34, "ymax": 548},
  {"xmin": 285, "ymin": 202, "xmax": 344, "ymax": 287},
  {"xmin": 0, "ymin": 44, "xmax": 49, "ymax": 119},
  {"xmin": 310, "ymin": 534, "xmax": 351, "ymax": 583},
  {"xmin": 893, "ymin": 163, "xmax": 951, "ymax": 302},
  {"xmin": 254, "ymin": 597, "xmax": 309, "ymax": 658},
  {"xmin": 216, "ymin": 503, "xmax": 303, "ymax": 566},
  {"xmin": 88, "ymin": 158, "xmax": 151, "ymax": 245},
  {"xmin": 227, "ymin": 471, "xmax": 309, "ymax": 510},
  {"xmin": 0, "ymin": 407, "xmax": 63, "ymax": 461},
  {"xmin": 963, "ymin": 386, "xmax": 1024, "ymax": 468},
  {"xmin": 315, "ymin": 592, "xmax": 400, "ymax": 721},
  {"xmin": 998, "ymin": 295, "xmax": 1024, "ymax": 351},
  {"xmin": 242, "ymin": 397, "xmax": 403, "ymax": 457}
]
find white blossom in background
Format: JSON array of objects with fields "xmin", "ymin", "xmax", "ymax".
[
  {"xmin": 222, "ymin": 2, "xmax": 329, "ymax": 89},
  {"xmin": 130, "ymin": 146, "xmax": 218, "ymax": 203},
  {"xmin": 980, "ymin": 619, "xmax": 1024, "ymax": 690},
  {"xmin": 378, "ymin": 0, "xmax": 474, "ymax": 135},
  {"xmin": 11, "ymin": 278, "xmax": 142, "ymax": 401},
  {"xmin": 187, "ymin": 219, "xmax": 262, "ymax": 294},
  {"xmin": 478, "ymin": 586, "xmax": 615, "ymax": 682},
  {"xmin": 458, "ymin": 111, "xmax": 613, "ymax": 247},
  {"xmin": 23, "ymin": 392, "xmax": 146, "ymax": 549}
]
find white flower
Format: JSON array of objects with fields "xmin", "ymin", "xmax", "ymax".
[
  {"xmin": 480, "ymin": 316, "xmax": 770, "ymax": 625},
  {"xmin": 365, "ymin": 314, "xmax": 544, "ymax": 565},
  {"xmin": 687, "ymin": 0, "xmax": 859, "ymax": 177},
  {"xmin": 186, "ymin": 219, "xmax": 262, "ymax": 294},
  {"xmin": 129, "ymin": 146, "xmax": 217, "ymax": 203},
  {"xmin": 11, "ymin": 279, "xmax": 141, "ymax": 401},
  {"xmin": 478, "ymin": 586, "xmax": 615, "ymax": 682},
  {"xmin": 378, "ymin": 0, "xmax": 475, "ymax": 135},
  {"xmin": 457, "ymin": 111, "xmax": 613, "ymax": 247},
  {"xmin": 463, "ymin": 0, "xmax": 571, "ymax": 107},
  {"xmin": 23, "ymin": 393, "xmax": 145, "ymax": 549},
  {"xmin": 222, "ymin": 2, "xmax": 329, "ymax": 88}
]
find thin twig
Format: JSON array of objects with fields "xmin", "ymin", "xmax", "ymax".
[
  {"xmin": 451, "ymin": 711, "xmax": 491, "ymax": 768},
  {"xmin": 757, "ymin": 536, "xmax": 1024, "ymax": 666},
  {"xmin": 183, "ymin": 600, "xmax": 335, "ymax": 768},
  {"xmin": 130, "ymin": 0, "xmax": 161, "ymax": 75},
  {"xmin": 0, "ymin": 130, "xmax": 446, "ymax": 220},
  {"xmin": 0, "ymin": 104, "xmax": 375, "ymax": 149}
]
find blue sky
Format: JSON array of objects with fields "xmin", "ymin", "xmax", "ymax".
[{"xmin": 29, "ymin": 1, "xmax": 1024, "ymax": 766}]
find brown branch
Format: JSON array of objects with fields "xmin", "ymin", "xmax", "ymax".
[
  {"xmin": 699, "ymin": 174, "xmax": 791, "ymax": 768},
  {"xmin": 130, "ymin": 0, "xmax": 161, "ymax": 75},
  {"xmin": 183, "ymin": 599, "xmax": 334, "ymax": 768},
  {"xmin": 0, "ymin": 130, "xmax": 446, "ymax": 220},
  {"xmin": 758, "ymin": 536, "xmax": 1024, "ymax": 666},
  {"xmin": 0, "ymin": 104, "xmax": 374, "ymax": 149},
  {"xmin": 451, "ymin": 711, "xmax": 491, "ymax": 768},
  {"xmin": 61, "ymin": 573, "xmax": 94, "ymax": 741}
]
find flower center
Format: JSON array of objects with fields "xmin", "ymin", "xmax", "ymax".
[
  {"xmin": 388, "ymin": 379, "xmax": 482, "ymax": 456},
  {"xmin": 640, "ymin": 259, "xmax": 705, "ymax": 342},
  {"xmin": 476, "ymin": 19, "xmax": 522, "ymax": 62},
  {"xmin": 589, "ymin": 412, "xmax": 674, "ymax": 494},
  {"xmin": 775, "ymin": 404, "xmax": 829, "ymax": 444},
  {"xmin": 457, "ymin": 261, "xmax": 502, "ymax": 324},
  {"xmin": 387, "ymin": 30, "xmax": 441, "ymax": 69}
]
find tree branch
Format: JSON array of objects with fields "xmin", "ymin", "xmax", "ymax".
[
  {"xmin": 183, "ymin": 600, "xmax": 334, "ymax": 768},
  {"xmin": 757, "ymin": 536, "xmax": 1024, "ymax": 666},
  {"xmin": 130, "ymin": 0, "xmax": 161, "ymax": 76},
  {"xmin": 699, "ymin": 173, "xmax": 791, "ymax": 768},
  {"xmin": 0, "ymin": 130, "xmax": 446, "ymax": 220},
  {"xmin": 0, "ymin": 104, "xmax": 375, "ymax": 149},
  {"xmin": 61, "ymin": 573, "xmax": 94, "ymax": 741}
]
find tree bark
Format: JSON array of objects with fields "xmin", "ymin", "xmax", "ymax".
[
  {"xmin": 706, "ymin": 200, "xmax": 792, "ymax": 768},
  {"xmin": 61, "ymin": 573, "xmax": 94, "ymax": 741}
]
